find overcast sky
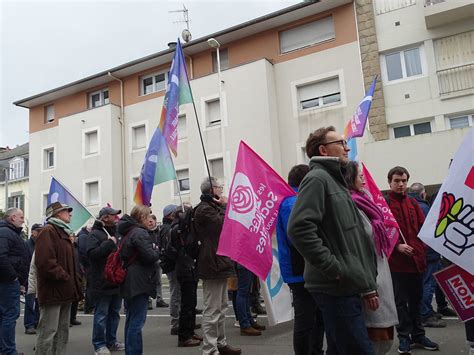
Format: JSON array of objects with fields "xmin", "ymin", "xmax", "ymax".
[{"xmin": 0, "ymin": 0, "xmax": 300, "ymax": 148}]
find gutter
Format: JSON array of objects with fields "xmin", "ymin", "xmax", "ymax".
[{"xmin": 107, "ymin": 72, "xmax": 127, "ymax": 212}]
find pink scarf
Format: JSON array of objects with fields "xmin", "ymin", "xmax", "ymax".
[{"xmin": 351, "ymin": 190, "xmax": 390, "ymax": 257}]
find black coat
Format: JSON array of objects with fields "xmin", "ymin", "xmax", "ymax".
[
  {"xmin": 76, "ymin": 227, "xmax": 90, "ymax": 269},
  {"xmin": 25, "ymin": 237, "xmax": 35, "ymax": 263},
  {"xmin": 194, "ymin": 196, "xmax": 235, "ymax": 280},
  {"xmin": 0, "ymin": 220, "xmax": 29, "ymax": 284},
  {"xmin": 87, "ymin": 220, "xmax": 120, "ymax": 296},
  {"xmin": 118, "ymin": 215, "xmax": 160, "ymax": 300}
]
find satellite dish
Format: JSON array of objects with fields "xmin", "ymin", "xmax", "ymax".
[{"xmin": 182, "ymin": 29, "xmax": 192, "ymax": 43}]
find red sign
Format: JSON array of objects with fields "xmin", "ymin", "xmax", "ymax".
[
  {"xmin": 465, "ymin": 166, "xmax": 474, "ymax": 189},
  {"xmin": 434, "ymin": 264, "xmax": 474, "ymax": 322}
]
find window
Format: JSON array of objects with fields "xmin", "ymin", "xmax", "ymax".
[
  {"xmin": 298, "ymin": 77, "xmax": 341, "ymax": 110},
  {"xmin": 44, "ymin": 147, "xmax": 55, "ymax": 169},
  {"xmin": 89, "ymin": 89, "xmax": 109, "ymax": 108},
  {"xmin": 132, "ymin": 125, "xmax": 146, "ymax": 150},
  {"xmin": 209, "ymin": 158, "xmax": 224, "ymax": 182},
  {"xmin": 44, "ymin": 105, "xmax": 54, "ymax": 124},
  {"xmin": 85, "ymin": 181, "xmax": 99, "ymax": 206},
  {"xmin": 42, "ymin": 193, "xmax": 49, "ymax": 213},
  {"xmin": 279, "ymin": 16, "xmax": 335, "ymax": 54},
  {"xmin": 206, "ymin": 99, "xmax": 221, "ymax": 126},
  {"xmin": 84, "ymin": 130, "xmax": 98, "ymax": 156},
  {"xmin": 8, "ymin": 195, "xmax": 24, "ymax": 210},
  {"xmin": 174, "ymin": 169, "xmax": 190, "ymax": 195},
  {"xmin": 449, "ymin": 114, "xmax": 473, "ymax": 129},
  {"xmin": 393, "ymin": 121, "xmax": 432, "ymax": 138},
  {"xmin": 9, "ymin": 158, "xmax": 24, "ymax": 180},
  {"xmin": 141, "ymin": 72, "xmax": 167, "ymax": 95},
  {"xmin": 132, "ymin": 177, "xmax": 139, "ymax": 194},
  {"xmin": 374, "ymin": 0, "xmax": 416, "ymax": 15},
  {"xmin": 384, "ymin": 47, "xmax": 423, "ymax": 82},
  {"xmin": 178, "ymin": 114, "xmax": 187, "ymax": 139},
  {"xmin": 212, "ymin": 48, "xmax": 229, "ymax": 72}
]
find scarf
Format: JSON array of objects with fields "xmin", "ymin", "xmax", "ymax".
[
  {"xmin": 48, "ymin": 217, "xmax": 75, "ymax": 237},
  {"xmin": 351, "ymin": 190, "xmax": 390, "ymax": 257}
]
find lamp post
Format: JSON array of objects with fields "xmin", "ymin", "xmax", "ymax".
[{"xmin": 207, "ymin": 38, "xmax": 228, "ymax": 190}]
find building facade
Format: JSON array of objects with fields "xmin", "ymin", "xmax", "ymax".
[
  {"xmin": 0, "ymin": 143, "xmax": 30, "ymax": 223},
  {"xmin": 15, "ymin": 0, "xmax": 473, "ymax": 224},
  {"xmin": 357, "ymin": 0, "xmax": 474, "ymax": 192}
]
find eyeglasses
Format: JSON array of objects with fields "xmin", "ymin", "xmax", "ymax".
[
  {"xmin": 322, "ymin": 139, "xmax": 348, "ymax": 148},
  {"xmin": 213, "ymin": 185, "xmax": 224, "ymax": 190}
]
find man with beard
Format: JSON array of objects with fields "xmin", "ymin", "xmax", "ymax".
[{"xmin": 87, "ymin": 207, "xmax": 125, "ymax": 355}]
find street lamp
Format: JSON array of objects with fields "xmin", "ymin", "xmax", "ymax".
[{"xmin": 207, "ymin": 38, "xmax": 227, "ymax": 190}]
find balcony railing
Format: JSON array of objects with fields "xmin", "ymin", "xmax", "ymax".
[
  {"xmin": 425, "ymin": 0, "xmax": 445, "ymax": 6},
  {"xmin": 437, "ymin": 63, "xmax": 474, "ymax": 95}
]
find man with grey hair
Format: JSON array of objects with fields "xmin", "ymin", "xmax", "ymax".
[
  {"xmin": 0, "ymin": 207, "xmax": 28, "ymax": 355},
  {"xmin": 408, "ymin": 183, "xmax": 456, "ymax": 328},
  {"xmin": 194, "ymin": 177, "xmax": 241, "ymax": 355}
]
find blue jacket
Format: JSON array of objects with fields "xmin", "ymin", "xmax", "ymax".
[
  {"xmin": 0, "ymin": 220, "xmax": 29, "ymax": 284},
  {"xmin": 409, "ymin": 193, "xmax": 440, "ymax": 262},
  {"xmin": 276, "ymin": 188, "xmax": 304, "ymax": 284}
]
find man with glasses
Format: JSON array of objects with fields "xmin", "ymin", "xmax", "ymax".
[{"xmin": 288, "ymin": 126, "xmax": 379, "ymax": 355}]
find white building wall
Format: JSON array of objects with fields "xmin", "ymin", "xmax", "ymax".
[
  {"xmin": 361, "ymin": 0, "xmax": 474, "ymax": 188},
  {"xmin": 28, "ymin": 104, "xmax": 122, "ymax": 225}
]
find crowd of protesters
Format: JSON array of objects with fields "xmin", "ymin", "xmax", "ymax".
[{"xmin": 0, "ymin": 125, "xmax": 472, "ymax": 355}]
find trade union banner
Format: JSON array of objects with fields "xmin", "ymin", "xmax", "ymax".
[
  {"xmin": 419, "ymin": 127, "xmax": 474, "ymax": 274},
  {"xmin": 217, "ymin": 141, "xmax": 295, "ymax": 280},
  {"xmin": 434, "ymin": 264, "xmax": 474, "ymax": 322}
]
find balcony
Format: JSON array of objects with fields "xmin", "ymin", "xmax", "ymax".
[
  {"xmin": 437, "ymin": 63, "xmax": 474, "ymax": 98},
  {"xmin": 424, "ymin": 0, "xmax": 474, "ymax": 28}
]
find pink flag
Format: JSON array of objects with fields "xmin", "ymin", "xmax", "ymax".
[
  {"xmin": 217, "ymin": 141, "xmax": 295, "ymax": 280},
  {"xmin": 362, "ymin": 163, "xmax": 400, "ymax": 257}
]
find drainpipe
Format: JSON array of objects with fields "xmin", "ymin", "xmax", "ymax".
[{"xmin": 107, "ymin": 72, "xmax": 127, "ymax": 212}]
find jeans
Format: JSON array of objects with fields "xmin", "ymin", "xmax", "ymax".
[
  {"xmin": 0, "ymin": 280, "xmax": 20, "ymax": 355},
  {"xmin": 177, "ymin": 278, "xmax": 197, "ymax": 341},
  {"xmin": 290, "ymin": 283, "xmax": 324, "ymax": 355},
  {"xmin": 236, "ymin": 265, "xmax": 254, "ymax": 329},
  {"xmin": 92, "ymin": 294, "xmax": 122, "ymax": 350},
  {"xmin": 155, "ymin": 264, "xmax": 163, "ymax": 302},
  {"xmin": 167, "ymin": 271, "xmax": 181, "ymax": 330},
  {"xmin": 392, "ymin": 272, "xmax": 425, "ymax": 342},
  {"xmin": 24, "ymin": 293, "xmax": 40, "ymax": 330},
  {"xmin": 124, "ymin": 294, "xmax": 148, "ymax": 355},
  {"xmin": 421, "ymin": 260, "xmax": 441, "ymax": 319},
  {"xmin": 311, "ymin": 292, "xmax": 375, "ymax": 355}
]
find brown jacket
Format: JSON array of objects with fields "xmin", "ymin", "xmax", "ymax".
[
  {"xmin": 194, "ymin": 197, "xmax": 235, "ymax": 280},
  {"xmin": 35, "ymin": 223, "xmax": 82, "ymax": 306}
]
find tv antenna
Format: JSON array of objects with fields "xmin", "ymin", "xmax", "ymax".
[{"xmin": 169, "ymin": 4, "xmax": 192, "ymax": 42}]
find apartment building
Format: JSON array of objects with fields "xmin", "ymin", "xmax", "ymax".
[
  {"xmin": 0, "ymin": 143, "xmax": 30, "ymax": 222},
  {"xmin": 14, "ymin": 0, "xmax": 473, "ymax": 224},
  {"xmin": 357, "ymin": 0, "xmax": 474, "ymax": 192},
  {"xmin": 16, "ymin": 0, "xmax": 368, "ymax": 222}
]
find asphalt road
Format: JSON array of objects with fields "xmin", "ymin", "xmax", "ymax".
[{"xmin": 15, "ymin": 285, "xmax": 468, "ymax": 354}]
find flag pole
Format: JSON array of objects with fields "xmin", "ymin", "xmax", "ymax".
[
  {"xmin": 51, "ymin": 176, "xmax": 95, "ymax": 218},
  {"xmin": 169, "ymin": 155, "xmax": 185, "ymax": 212},
  {"xmin": 180, "ymin": 42, "xmax": 213, "ymax": 190}
]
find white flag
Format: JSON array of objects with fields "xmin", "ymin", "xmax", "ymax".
[
  {"xmin": 260, "ymin": 239, "xmax": 293, "ymax": 327},
  {"xmin": 419, "ymin": 127, "xmax": 474, "ymax": 274}
]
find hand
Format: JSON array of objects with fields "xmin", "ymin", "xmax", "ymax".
[
  {"xmin": 364, "ymin": 295, "xmax": 380, "ymax": 311},
  {"xmin": 20, "ymin": 285, "xmax": 26, "ymax": 294},
  {"xmin": 214, "ymin": 195, "xmax": 228, "ymax": 205},
  {"xmin": 397, "ymin": 243, "xmax": 414, "ymax": 257},
  {"xmin": 108, "ymin": 236, "xmax": 117, "ymax": 244}
]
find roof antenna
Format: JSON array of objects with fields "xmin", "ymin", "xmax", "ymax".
[{"xmin": 169, "ymin": 4, "xmax": 192, "ymax": 43}]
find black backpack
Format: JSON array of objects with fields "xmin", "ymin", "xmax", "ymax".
[{"xmin": 159, "ymin": 207, "xmax": 198, "ymax": 274}]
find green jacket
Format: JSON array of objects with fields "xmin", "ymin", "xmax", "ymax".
[{"xmin": 288, "ymin": 157, "xmax": 377, "ymax": 296}]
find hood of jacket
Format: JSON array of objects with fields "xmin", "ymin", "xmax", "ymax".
[
  {"xmin": 0, "ymin": 219, "xmax": 23, "ymax": 234},
  {"xmin": 309, "ymin": 156, "xmax": 347, "ymax": 187},
  {"xmin": 117, "ymin": 214, "xmax": 140, "ymax": 236}
]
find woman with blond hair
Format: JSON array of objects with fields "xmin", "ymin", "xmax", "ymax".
[{"xmin": 118, "ymin": 205, "xmax": 160, "ymax": 355}]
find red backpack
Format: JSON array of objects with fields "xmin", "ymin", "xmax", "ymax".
[{"xmin": 104, "ymin": 228, "xmax": 138, "ymax": 285}]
